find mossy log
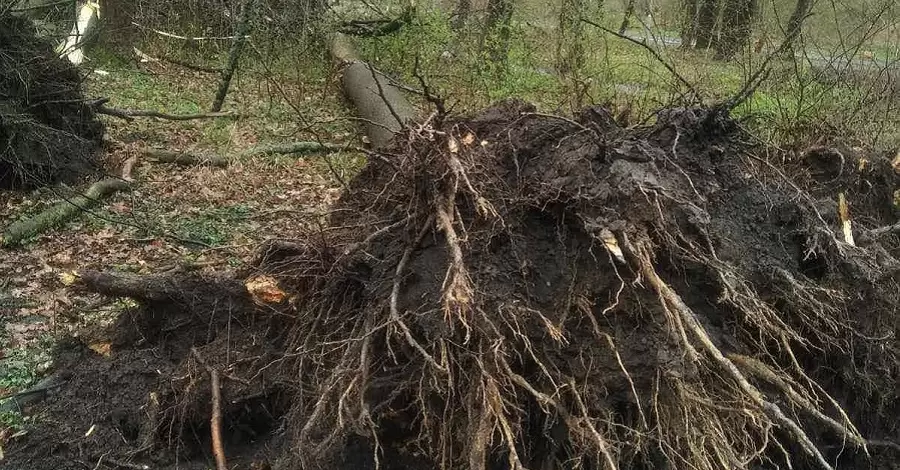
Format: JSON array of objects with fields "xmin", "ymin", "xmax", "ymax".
[{"xmin": 0, "ymin": 178, "xmax": 129, "ymax": 247}]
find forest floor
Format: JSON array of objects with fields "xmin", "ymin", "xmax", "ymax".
[{"xmin": 0, "ymin": 50, "xmax": 355, "ymax": 414}]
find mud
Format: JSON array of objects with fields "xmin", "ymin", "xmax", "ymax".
[{"xmin": 2, "ymin": 101, "xmax": 898, "ymax": 470}]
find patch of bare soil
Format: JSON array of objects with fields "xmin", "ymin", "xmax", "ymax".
[{"xmin": 2, "ymin": 101, "xmax": 899, "ymax": 470}]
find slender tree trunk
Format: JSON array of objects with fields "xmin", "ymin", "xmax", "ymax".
[
  {"xmin": 619, "ymin": 0, "xmax": 637, "ymax": 34},
  {"xmin": 779, "ymin": 0, "xmax": 813, "ymax": 54},
  {"xmin": 557, "ymin": 0, "xmax": 585, "ymax": 75},
  {"xmin": 211, "ymin": 0, "xmax": 258, "ymax": 112},
  {"xmin": 693, "ymin": 0, "xmax": 718, "ymax": 50},
  {"xmin": 482, "ymin": 0, "xmax": 515, "ymax": 64},
  {"xmin": 680, "ymin": 0, "xmax": 699, "ymax": 48},
  {"xmin": 715, "ymin": 0, "xmax": 757, "ymax": 59}
]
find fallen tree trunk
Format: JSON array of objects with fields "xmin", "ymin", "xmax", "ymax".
[
  {"xmin": 329, "ymin": 32, "xmax": 416, "ymax": 149},
  {"xmin": 0, "ymin": 178, "xmax": 129, "ymax": 247}
]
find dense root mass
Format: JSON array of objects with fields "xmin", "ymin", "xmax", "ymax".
[
  {"xmin": 3, "ymin": 101, "xmax": 899, "ymax": 470},
  {"xmin": 0, "ymin": 13, "xmax": 103, "ymax": 188}
]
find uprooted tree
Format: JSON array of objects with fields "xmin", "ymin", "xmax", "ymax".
[
  {"xmin": 0, "ymin": 11, "xmax": 103, "ymax": 188},
  {"xmin": 5, "ymin": 89, "xmax": 899, "ymax": 470}
]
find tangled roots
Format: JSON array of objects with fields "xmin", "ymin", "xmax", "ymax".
[{"xmin": 266, "ymin": 102, "xmax": 899, "ymax": 469}]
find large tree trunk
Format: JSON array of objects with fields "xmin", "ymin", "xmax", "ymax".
[
  {"xmin": 557, "ymin": 0, "xmax": 585, "ymax": 75},
  {"xmin": 715, "ymin": 0, "xmax": 757, "ymax": 59},
  {"xmin": 329, "ymin": 33, "xmax": 416, "ymax": 149},
  {"xmin": 693, "ymin": 0, "xmax": 719, "ymax": 50},
  {"xmin": 779, "ymin": 0, "xmax": 813, "ymax": 54}
]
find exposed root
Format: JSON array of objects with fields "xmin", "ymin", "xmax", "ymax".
[{"xmin": 623, "ymin": 236, "xmax": 835, "ymax": 470}]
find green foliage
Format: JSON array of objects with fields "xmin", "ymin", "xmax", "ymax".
[
  {"xmin": 171, "ymin": 204, "xmax": 252, "ymax": 247},
  {"xmin": 0, "ymin": 341, "xmax": 51, "ymax": 392}
]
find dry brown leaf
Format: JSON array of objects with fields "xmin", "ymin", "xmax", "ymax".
[
  {"xmin": 88, "ymin": 342, "xmax": 112, "ymax": 357},
  {"xmin": 245, "ymin": 275, "xmax": 287, "ymax": 304},
  {"xmin": 462, "ymin": 133, "xmax": 476, "ymax": 146}
]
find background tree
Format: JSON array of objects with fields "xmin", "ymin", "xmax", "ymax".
[
  {"xmin": 557, "ymin": 0, "xmax": 586, "ymax": 75},
  {"xmin": 481, "ymin": 0, "xmax": 515, "ymax": 63},
  {"xmin": 780, "ymin": 0, "xmax": 814, "ymax": 53},
  {"xmin": 715, "ymin": 0, "xmax": 758, "ymax": 58}
]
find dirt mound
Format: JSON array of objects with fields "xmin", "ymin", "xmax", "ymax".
[
  {"xmin": 0, "ymin": 13, "xmax": 103, "ymax": 188},
  {"xmin": 2, "ymin": 101, "xmax": 899, "ymax": 470}
]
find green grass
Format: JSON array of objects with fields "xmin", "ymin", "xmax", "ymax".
[{"xmin": 170, "ymin": 204, "xmax": 253, "ymax": 247}]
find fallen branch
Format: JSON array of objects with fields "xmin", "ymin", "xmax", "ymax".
[
  {"xmin": 75, "ymin": 270, "xmax": 185, "ymax": 302},
  {"xmin": 1, "ymin": 178, "xmax": 130, "ymax": 247},
  {"xmin": 96, "ymin": 104, "xmax": 239, "ymax": 122},
  {"xmin": 142, "ymin": 148, "xmax": 229, "ymax": 167},
  {"xmin": 339, "ymin": 9, "xmax": 412, "ymax": 37},
  {"xmin": 141, "ymin": 142, "xmax": 350, "ymax": 168},
  {"xmin": 236, "ymin": 141, "xmax": 349, "ymax": 159},
  {"xmin": 133, "ymin": 47, "xmax": 222, "ymax": 73}
]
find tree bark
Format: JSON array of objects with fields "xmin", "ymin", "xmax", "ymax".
[
  {"xmin": 210, "ymin": 0, "xmax": 258, "ymax": 112},
  {"xmin": 779, "ymin": 0, "xmax": 813, "ymax": 54},
  {"xmin": 329, "ymin": 33, "xmax": 416, "ymax": 149},
  {"xmin": 715, "ymin": 0, "xmax": 757, "ymax": 59}
]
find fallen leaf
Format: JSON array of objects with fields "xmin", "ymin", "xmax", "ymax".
[
  {"xmin": 462, "ymin": 133, "xmax": 475, "ymax": 146},
  {"xmin": 245, "ymin": 275, "xmax": 287, "ymax": 304},
  {"xmin": 88, "ymin": 342, "xmax": 112, "ymax": 357},
  {"xmin": 59, "ymin": 271, "xmax": 79, "ymax": 286}
]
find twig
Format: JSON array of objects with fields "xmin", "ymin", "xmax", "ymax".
[
  {"xmin": 132, "ymin": 47, "xmax": 221, "ymax": 73},
  {"xmin": 10, "ymin": 0, "xmax": 73, "ymax": 13},
  {"xmin": 868, "ymin": 221, "xmax": 900, "ymax": 238},
  {"xmin": 131, "ymin": 21, "xmax": 249, "ymax": 41},
  {"xmin": 581, "ymin": 18, "xmax": 701, "ymax": 104}
]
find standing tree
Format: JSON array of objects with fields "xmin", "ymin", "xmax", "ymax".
[
  {"xmin": 779, "ymin": 0, "xmax": 814, "ymax": 54},
  {"xmin": 481, "ymin": 0, "xmax": 515, "ymax": 64},
  {"xmin": 557, "ymin": 0, "xmax": 586, "ymax": 75},
  {"xmin": 211, "ymin": 0, "xmax": 258, "ymax": 112},
  {"xmin": 693, "ymin": 0, "xmax": 719, "ymax": 50},
  {"xmin": 619, "ymin": 0, "xmax": 637, "ymax": 34},
  {"xmin": 715, "ymin": 0, "xmax": 758, "ymax": 59}
]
